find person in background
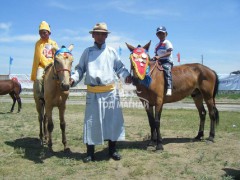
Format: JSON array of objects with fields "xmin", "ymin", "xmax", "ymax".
[
  {"xmin": 31, "ymin": 21, "xmax": 58, "ymax": 100},
  {"xmin": 70, "ymin": 22, "xmax": 132, "ymax": 163},
  {"xmin": 153, "ymin": 26, "xmax": 173, "ymax": 96}
]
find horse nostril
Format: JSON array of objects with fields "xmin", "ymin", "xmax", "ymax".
[{"xmin": 61, "ymin": 84, "xmax": 70, "ymax": 91}]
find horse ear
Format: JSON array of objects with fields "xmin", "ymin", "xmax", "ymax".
[
  {"xmin": 125, "ymin": 42, "xmax": 135, "ymax": 52},
  {"xmin": 68, "ymin": 44, "xmax": 74, "ymax": 52},
  {"xmin": 143, "ymin": 41, "xmax": 151, "ymax": 51}
]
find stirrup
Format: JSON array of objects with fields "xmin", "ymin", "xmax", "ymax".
[{"xmin": 166, "ymin": 89, "xmax": 172, "ymax": 96}]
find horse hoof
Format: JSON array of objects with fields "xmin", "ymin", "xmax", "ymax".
[
  {"xmin": 193, "ymin": 137, "xmax": 202, "ymax": 142},
  {"xmin": 147, "ymin": 141, "xmax": 156, "ymax": 151},
  {"xmin": 41, "ymin": 139, "xmax": 47, "ymax": 146},
  {"xmin": 47, "ymin": 146, "xmax": 54, "ymax": 153},
  {"xmin": 45, "ymin": 149, "xmax": 54, "ymax": 156},
  {"xmin": 195, "ymin": 131, "xmax": 204, "ymax": 140},
  {"xmin": 206, "ymin": 137, "xmax": 214, "ymax": 143},
  {"xmin": 156, "ymin": 144, "xmax": 164, "ymax": 151},
  {"xmin": 147, "ymin": 146, "xmax": 155, "ymax": 151},
  {"xmin": 64, "ymin": 148, "xmax": 71, "ymax": 153},
  {"xmin": 148, "ymin": 141, "xmax": 155, "ymax": 147},
  {"xmin": 155, "ymin": 149, "xmax": 164, "ymax": 153},
  {"xmin": 194, "ymin": 135, "xmax": 204, "ymax": 141}
]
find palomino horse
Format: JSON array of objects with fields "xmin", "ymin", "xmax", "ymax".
[
  {"xmin": 0, "ymin": 78, "xmax": 22, "ymax": 113},
  {"xmin": 126, "ymin": 41, "xmax": 219, "ymax": 151},
  {"xmin": 34, "ymin": 45, "xmax": 74, "ymax": 152}
]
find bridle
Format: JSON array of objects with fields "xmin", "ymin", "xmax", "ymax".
[
  {"xmin": 54, "ymin": 60, "xmax": 71, "ymax": 74},
  {"xmin": 129, "ymin": 47, "xmax": 163, "ymax": 83},
  {"xmin": 129, "ymin": 47, "xmax": 150, "ymax": 80},
  {"xmin": 53, "ymin": 48, "xmax": 72, "ymax": 79},
  {"xmin": 147, "ymin": 60, "xmax": 164, "ymax": 76}
]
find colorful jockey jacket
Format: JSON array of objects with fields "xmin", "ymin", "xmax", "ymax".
[
  {"xmin": 154, "ymin": 39, "xmax": 173, "ymax": 63},
  {"xmin": 31, "ymin": 39, "xmax": 58, "ymax": 81}
]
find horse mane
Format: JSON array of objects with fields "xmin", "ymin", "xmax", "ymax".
[
  {"xmin": 42, "ymin": 62, "xmax": 53, "ymax": 79},
  {"xmin": 45, "ymin": 62, "xmax": 53, "ymax": 72}
]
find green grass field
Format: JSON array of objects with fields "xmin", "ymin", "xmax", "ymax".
[{"xmin": 0, "ymin": 100, "xmax": 240, "ymax": 179}]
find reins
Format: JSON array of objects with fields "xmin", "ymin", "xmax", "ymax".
[
  {"xmin": 130, "ymin": 58, "xmax": 163, "ymax": 78},
  {"xmin": 148, "ymin": 60, "xmax": 164, "ymax": 76}
]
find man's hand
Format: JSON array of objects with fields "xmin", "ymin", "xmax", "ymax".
[
  {"xmin": 70, "ymin": 78, "xmax": 74, "ymax": 87},
  {"xmin": 125, "ymin": 75, "xmax": 132, "ymax": 84},
  {"xmin": 153, "ymin": 56, "xmax": 160, "ymax": 61}
]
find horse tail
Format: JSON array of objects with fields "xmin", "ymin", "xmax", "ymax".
[
  {"xmin": 19, "ymin": 82, "xmax": 22, "ymax": 94},
  {"xmin": 214, "ymin": 106, "xmax": 219, "ymax": 126},
  {"xmin": 213, "ymin": 70, "xmax": 219, "ymax": 100},
  {"xmin": 212, "ymin": 70, "xmax": 219, "ymax": 125}
]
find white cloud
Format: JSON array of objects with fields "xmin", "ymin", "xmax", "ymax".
[
  {"xmin": 0, "ymin": 22, "xmax": 12, "ymax": 31},
  {"xmin": 107, "ymin": 33, "xmax": 141, "ymax": 50},
  {"xmin": 117, "ymin": 6, "xmax": 180, "ymax": 17},
  {"xmin": 55, "ymin": 30, "xmax": 140, "ymax": 50},
  {"xmin": 207, "ymin": 49, "xmax": 240, "ymax": 55},
  {"xmin": 61, "ymin": 29, "xmax": 80, "ymax": 36},
  {"xmin": 48, "ymin": 1, "xmax": 74, "ymax": 10},
  {"xmin": 100, "ymin": 1, "xmax": 180, "ymax": 17},
  {"xmin": 0, "ymin": 35, "xmax": 38, "ymax": 43}
]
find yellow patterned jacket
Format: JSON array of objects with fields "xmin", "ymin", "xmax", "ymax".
[{"xmin": 30, "ymin": 38, "xmax": 58, "ymax": 81}]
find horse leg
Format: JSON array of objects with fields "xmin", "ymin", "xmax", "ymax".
[
  {"xmin": 146, "ymin": 105, "xmax": 156, "ymax": 147},
  {"xmin": 35, "ymin": 98, "xmax": 45, "ymax": 145},
  {"xmin": 43, "ymin": 113, "xmax": 48, "ymax": 142},
  {"xmin": 45, "ymin": 105, "xmax": 54, "ymax": 152},
  {"xmin": 155, "ymin": 104, "xmax": 164, "ymax": 151},
  {"xmin": 58, "ymin": 105, "xmax": 70, "ymax": 152},
  {"xmin": 15, "ymin": 94, "xmax": 22, "ymax": 113},
  {"xmin": 9, "ymin": 92, "xmax": 16, "ymax": 112},
  {"xmin": 205, "ymin": 98, "xmax": 219, "ymax": 142},
  {"xmin": 192, "ymin": 93, "xmax": 206, "ymax": 140},
  {"xmin": 39, "ymin": 99, "xmax": 48, "ymax": 143}
]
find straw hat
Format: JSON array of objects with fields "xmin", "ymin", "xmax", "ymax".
[
  {"xmin": 89, "ymin": 22, "xmax": 110, "ymax": 34},
  {"xmin": 39, "ymin": 21, "xmax": 51, "ymax": 32}
]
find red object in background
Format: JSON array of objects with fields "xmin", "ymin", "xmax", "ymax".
[
  {"xmin": 177, "ymin": 53, "xmax": 180, "ymax": 62},
  {"xmin": 12, "ymin": 77, "xmax": 18, "ymax": 82}
]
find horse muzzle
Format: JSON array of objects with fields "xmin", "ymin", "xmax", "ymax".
[
  {"xmin": 60, "ymin": 83, "xmax": 70, "ymax": 91},
  {"xmin": 132, "ymin": 77, "xmax": 139, "ymax": 86}
]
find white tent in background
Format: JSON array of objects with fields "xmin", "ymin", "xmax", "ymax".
[{"xmin": 218, "ymin": 71, "xmax": 240, "ymax": 90}]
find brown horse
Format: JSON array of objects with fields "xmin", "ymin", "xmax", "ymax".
[
  {"xmin": 34, "ymin": 45, "xmax": 74, "ymax": 152},
  {"xmin": 126, "ymin": 41, "xmax": 219, "ymax": 151},
  {"xmin": 0, "ymin": 79, "xmax": 22, "ymax": 113}
]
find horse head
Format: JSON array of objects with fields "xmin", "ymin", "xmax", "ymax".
[
  {"xmin": 126, "ymin": 41, "xmax": 151, "ymax": 81},
  {"xmin": 53, "ymin": 44, "xmax": 74, "ymax": 91}
]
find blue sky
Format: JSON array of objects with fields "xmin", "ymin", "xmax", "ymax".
[{"xmin": 0, "ymin": 0, "xmax": 240, "ymax": 75}]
